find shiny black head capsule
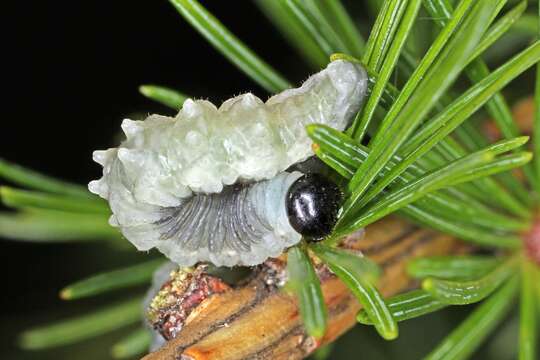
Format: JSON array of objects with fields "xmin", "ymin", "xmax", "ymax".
[{"xmin": 286, "ymin": 174, "xmax": 343, "ymax": 240}]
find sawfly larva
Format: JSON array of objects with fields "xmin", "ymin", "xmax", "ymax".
[{"xmin": 89, "ymin": 59, "xmax": 367, "ymax": 266}]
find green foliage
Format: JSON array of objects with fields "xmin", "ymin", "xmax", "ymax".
[
  {"xmin": 424, "ymin": 278, "xmax": 519, "ymax": 360},
  {"xmin": 1, "ymin": 186, "xmax": 109, "ymax": 214},
  {"xmin": 422, "ymin": 255, "xmax": 518, "ymax": 305},
  {"xmin": 308, "ymin": 124, "xmax": 526, "ymax": 247},
  {"xmin": 351, "ymin": 0, "xmax": 422, "ymax": 141},
  {"xmin": 407, "ymin": 256, "xmax": 501, "ymax": 280},
  {"xmin": 0, "ymin": 160, "xmax": 118, "ymax": 243},
  {"xmin": 255, "ymin": 0, "xmax": 328, "ymax": 68},
  {"xmin": 61, "ymin": 259, "xmax": 164, "ymax": 300},
  {"xmin": 335, "ymin": 143, "xmax": 531, "ymax": 238},
  {"xmin": 139, "ymin": 85, "xmax": 187, "ymax": 110},
  {"xmin": 312, "ymin": 244, "xmax": 397, "ymax": 340},
  {"xmin": 362, "ymin": 0, "xmax": 408, "ymax": 72},
  {"xmin": 311, "ymin": 243, "xmax": 381, "ymax": 283},
  {"xmin": 467, "ymin": 1, "xmax": 527, "ymax": 63},
  {"xmin": 311, "ymin": 0, "xmax": 365, "ymax": 57},
  {"xmin": 0, "ymin": 210, "xmax": 119, "ymax": 242},
  {"xmin": 378, "ymin": 42, "xmax": 540, "ymax": 210},
  {"xmin": 519, "ymin": 260, "xmax": 538, "ymax": 360},
  {"xmin": 19, "ymin": 299, "xmax": 142, "ymax": 350},
  {"xmin": 426, "ymin": 0, "xmax": 538, "ymax": 189},
  {"xmin": 341, "ymin": 1, "xmax": 503, "ymax": 224},
  {"xmin": 534, "ymin": 1, "xmax": 540, "ymax": 194},
  {"xmin": 0, "ymin": 158, "xmax": 93, "ymax": 199},
  {"xmin": 356, "ymin": 289, "xmax": 445, "ymax": 324},
  {"xmin": 287, "ymin": 245, "xmax": 328, "ymax": 339},
  {"xmin": 283, "ymin": 0, "xmax": 351, "ymax": 57}
]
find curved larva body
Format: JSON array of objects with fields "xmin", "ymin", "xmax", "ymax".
[
  {"xmin": 133, "ymin": 172, "xmax": 302, "ymax": 266},
  {"xmin": 89, "ymin": 60, "xmax": 367, "ymax": 266}
]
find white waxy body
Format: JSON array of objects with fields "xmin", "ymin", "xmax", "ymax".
[{"xmin": 89, "ymin": 60, "xmax": 368, "ymax": 266}]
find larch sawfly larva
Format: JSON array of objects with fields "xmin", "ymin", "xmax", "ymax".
[{"xmin": 89, "ymin": 59, "xmax": 368, "ymax": 266}]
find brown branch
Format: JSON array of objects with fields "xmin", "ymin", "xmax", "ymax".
[{"xmin": 143, "ymin": 217, "xmax": 469, "ymax": 360}]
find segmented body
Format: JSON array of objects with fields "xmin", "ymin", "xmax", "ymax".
[
  {"xmin": 89, "ymin": 60, "xmax": 367, "ymax": 266},
  {"xmin": 152, "ymin": 172, "xmax": 302, "ymax": 266}
]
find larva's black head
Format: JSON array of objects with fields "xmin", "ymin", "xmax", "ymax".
[{"xmin": 286, "ymin": 174, "xmax": 343, "ymax": 240}]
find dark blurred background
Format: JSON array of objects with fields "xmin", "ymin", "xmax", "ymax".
[{"xmin": 0, "ymin": 1, "xmax": 519, "ymax": 359}]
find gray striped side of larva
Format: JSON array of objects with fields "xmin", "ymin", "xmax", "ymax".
[{"xmin": 150, "ymin": 172, "xmax": 302, "ymax": 267}]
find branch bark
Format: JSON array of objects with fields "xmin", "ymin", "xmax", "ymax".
[{"xmin": 144, "ymin": 217, "xmax": 468, "ymax": 360}]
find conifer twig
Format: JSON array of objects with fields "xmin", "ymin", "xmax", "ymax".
[{"xmin": 144, "ymin": 217, "xmax": 469, "ymax": 360}]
